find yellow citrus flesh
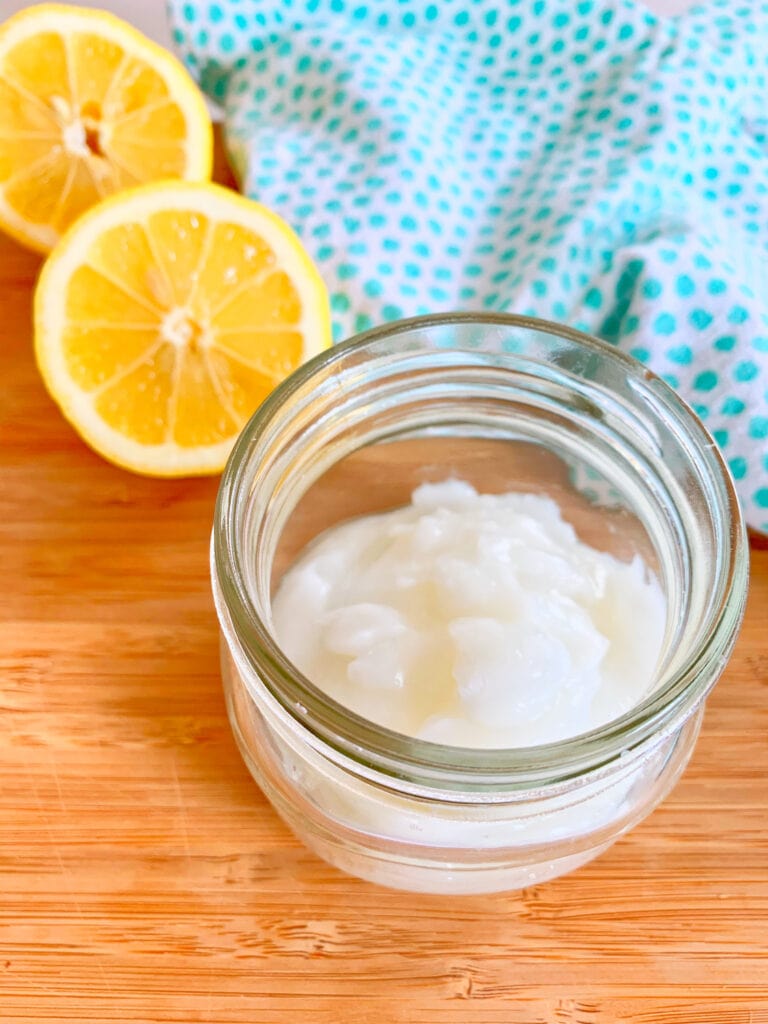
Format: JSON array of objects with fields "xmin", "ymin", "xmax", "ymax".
[
  {"xmin": 34, "ymin": 181, "xmax": 332, "ymax": 475},
  {"xmin": 0, "ymin": 3, "xmax": 212, "ymax": 252}
]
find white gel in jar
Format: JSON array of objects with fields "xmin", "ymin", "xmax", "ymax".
[{"xmin": 273, "ymin": 480, "xmax": 666, "ymax": 747}]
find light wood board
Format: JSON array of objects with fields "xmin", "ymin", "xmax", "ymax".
[{"xmin": 1, "ymin": 142, "xmax": 767, "ymax": 1024}]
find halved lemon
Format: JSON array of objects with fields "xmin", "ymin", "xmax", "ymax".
[
  {"xmin": 34, "ymin": 180, "xmax": 332, "ymax": 476},
  {"xmin": 0, "ymin": 3, "xmax": 212, "ymax": 252}
]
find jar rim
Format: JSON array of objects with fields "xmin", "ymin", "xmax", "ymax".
[{"xmin": 213, "ymin": 312, "xmax": 748, "ymax": 787}]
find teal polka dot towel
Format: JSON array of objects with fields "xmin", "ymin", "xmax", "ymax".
[{"xmin": 168, "ymin": 0, "xmax": 768, "ymax": 530}]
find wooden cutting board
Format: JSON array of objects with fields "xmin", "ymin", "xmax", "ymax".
[{"xmin": 2, "ymin": 140, "xmax": 767, "ymax": 1023}]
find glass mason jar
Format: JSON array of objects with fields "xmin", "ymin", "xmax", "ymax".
[{"xmin": 211, "ymin": 313, "xmax": 748, "ymax": 895}]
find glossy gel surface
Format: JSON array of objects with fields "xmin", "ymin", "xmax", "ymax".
[{"xmin": 273, "ymin": 481, "xmax": 666, "ymax": 748}]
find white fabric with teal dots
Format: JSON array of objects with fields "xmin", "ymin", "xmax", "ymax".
[{"xmin": 168, "ymin": 0, "xmax": 768, "ymax": 530}]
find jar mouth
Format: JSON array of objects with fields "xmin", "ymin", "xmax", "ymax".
[{"xmin": 213, "ymin": 312, "xmax": 749, "ymax": 788}]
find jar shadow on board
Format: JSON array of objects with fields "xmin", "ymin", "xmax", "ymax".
[{"xmin": 211, "ymin": 313, "xmax": 748, "ymax": 896}]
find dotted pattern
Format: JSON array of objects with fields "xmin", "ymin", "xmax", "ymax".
[{"xmin": 168, "ymin": 0, "xmax": 768, "ymax": 530}]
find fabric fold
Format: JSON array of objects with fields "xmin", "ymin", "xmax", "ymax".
[{"xmin": 169, "ymin": 0, "xmax": 768, "ymax": 529}]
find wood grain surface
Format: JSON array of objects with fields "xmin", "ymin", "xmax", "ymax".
[{"xmin": 2, "ymin": 139, "xmax": 768, "ymax": 1024}]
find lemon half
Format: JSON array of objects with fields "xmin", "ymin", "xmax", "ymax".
[
  {"xmin": 34, "ymin": 180, "xmax": 332, "ymax": 475},
  {"xmin": 0, "ymin": 3, "xmax": 212, "ymax": 252}
]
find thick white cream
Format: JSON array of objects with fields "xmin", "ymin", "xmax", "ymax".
[{"xmin": 273, "ymin": 480, "xmax": 666, "ymax": 747}]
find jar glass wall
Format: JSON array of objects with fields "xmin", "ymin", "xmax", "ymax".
[{"xmin": 211, "ymin": 313, "xmax": 748, "ymax": 895}]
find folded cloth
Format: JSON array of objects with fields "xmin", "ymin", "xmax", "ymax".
[{"xmin": 168, "ymin": 0, "xmax": 768, "ymax": 530}]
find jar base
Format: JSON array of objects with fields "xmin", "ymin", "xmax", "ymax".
[
  {"xmin": 224, "ymin": 659, "xmax": 705, "ymax": 896},
  {"xmin": 300, "ymin": 830, "xmax": 616, "ymax": 895}
]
